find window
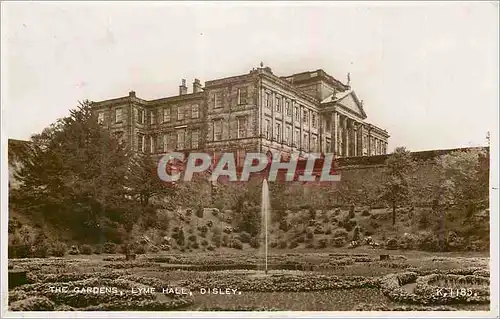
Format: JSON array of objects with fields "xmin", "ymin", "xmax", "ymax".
[
  {"xmin": 150, "ymin": 110, "xmax": 156, "ymax": 125},
  {"xmin": 150, "ymin": 135, "xmax": 155, "ymax": 153},
  {"xmin": 285, "ymin": 126, "xmax": 291, "ymax": 144},
  {"xmin": 114, "ymin": 131, "xmax": 124, "ymax": 143},
  {"xmin": 115, "ymin": 108, "xmax": 123, "ymax": 123},
  {"xmin": 163, "ymin": 134, "xmax": 169, "ymax": 152},
  {"xmin": 191, "ymin": 104, "xmax": 199, "ymax": 119},
  {"xmin": 326, "ymin": 140, "xmax": 331, "ymax": 152},
  {"xmin": 214, "ymin": 92, "xmax": 222, "ymax": 108},
  {"xmin": 191, "ymin": 130, "xmax": 200, "ymax": 148},
  {"xmin": 177, "ymin": 129, "xmax": 185, "ymax": 150},
  {"xmin": 265, "ymin": 92, "xmax": 271, "ymax": 109},
  {"xmin": 237, "ymin": 117, "xmax": 247, "ymax": 138},
  {"xmin": 312, "ymin": 113, "xmax": 317, "ymax": 128},
  {"xmin": 213, "ymin": 120, "xmax": 222, "ymax": 141},
  {"xmin": 177, "ymin": 106, "xmax": 184, "ymax": 120},
  {"xmin": 275, "ymin": 122, "xmax": 281, "ymax": 141},
  {"xmin": 303, "ymin": 110, "xmax": 308, "ymax": 123},
  {"xmin": 312, "ymin": 136, "xmax": 317, "ymax": 151},
  {"xmin": 295, "ymin": 129, "xmax": 300, "ymax": 146},
  {"xmin": 237, "ymin": 88, "xmax": 248, "ymax": 105},
  {"xmin": 285, "ymin": 101, "xmax": 291, "ymax": 117},
  {"xmin": 303, "ymin": 133, "xmax": 308, "ymax": 149},
  {"xmin": 265, "ymin": 119, "xmax": 271, "ymax": 139},
  {"xmin": 137, "ymin": 133, "xmax": 145, "ymax": 152},
  {"xmin": 163, "ymin": 108, "xmax": 171, "ymax": 122},
  {"xmin": 137, "ymin": 109, "xmax": 144, "ymax": 124},
  {"xmin": 295, "ymin": 106, "xmax": 300, "ymax": 121},
  {"xmin": 98, "ymin": 112, "xmax": 104, "ymax": 124},
  {"xmin": 275, "ymin": 96, "xmax": 281, "ymax": 112}
]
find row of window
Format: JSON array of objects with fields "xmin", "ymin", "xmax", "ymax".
[
  {"xmin": 136, "ymin": 129, "xmax": 201, "ymax": 153},
  {"xmin": 212, "ymin": 117, "xmax": 248, "ymax": 141},
  {"xmin": 264, "ymin": 91, "xmax": 318, "ymax": 128},
  {"xmin": 213, "ymin": 87, "xmax": 248, "ymax": 108},
  {"xmin": 263, "ymin": 119, "xmax": 319, "ymax": 151},
  {"xmin": 97, "ymin": 105, "xmax": 201, "ymax": 126}
]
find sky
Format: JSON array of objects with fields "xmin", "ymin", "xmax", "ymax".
[{"xmin": 1, "ymin": 1, "xmax": 498, "ymax": 152}]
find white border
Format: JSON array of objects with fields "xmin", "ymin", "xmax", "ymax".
[{"xmin": 1, "ymin": 1, "xmax": 499, "ymax": 318}]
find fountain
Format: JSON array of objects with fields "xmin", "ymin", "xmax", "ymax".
[{"xmin": 261, "ymin": 178, "xmax": 270, "ymax": 274}]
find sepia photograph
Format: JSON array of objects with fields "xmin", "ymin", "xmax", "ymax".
[{"xmin": 1, "ymin": 1, "xmax": 498, "ymax": 317}]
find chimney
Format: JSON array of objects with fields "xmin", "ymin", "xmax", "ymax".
[
  {"xmin": 179, "ymin": 79, "xmax": 187, "ymax": 95},
  {"xmin": 193, "ymin": 78, "xmax": 202, "ymax": 93},
  {"xmin": 129, "ymin": 91, "xmax": 136, "ymax": 97}
]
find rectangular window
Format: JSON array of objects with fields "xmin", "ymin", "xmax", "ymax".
[
  {"xmin": 98, "ymin": 112, "xmax": 104, "ymax": 124},
  {"xmin": 214, "ymin": 92, "xmax": 223, "ymax": 108},
  {"xmin": 275, "ymin": 122, "xmax": 281, "ymax": 141},
  {"xmin": 285, "ymin": 101, "xmax": 291, "ymax": 117},
  {"xmin": 237, "ymin": 88, "xmax": 248, "ymax": 105},
  {"xmin": 303, "ymin": 133, "xmax": 308, "ymax": 149},
  {"xmin": 312, "ymin": 136, "xmax": 317, "ymax": 151},
  {"xmin": 137, "ymin": 108, "xmax": 145, "ymax": 124},
  {"xmin": 177, "ymin": 106, "xmax": 184, "ymax": 120},
  {"xmin": 137, "ymin": 133, "xmax": 145, "ymax": 152},
  {"xmin": 191, "ymin": 104, "xmax": 199, "ymax": 119},
  {"xmin": 114, "ymin": 131, "xmax": 124, "ymax": 143},
  {"xmin": 213, "ymin": 120, "xmax": 222, "ymax": 141},
  {"xmin": 265, "ymin": 119, "xmax": 271, "ymax": 139},
  {"xmin": 303, "ymin": 110, "xmax": 308, "ymax": 123},
  {"xmin": 312, "ymin": 113, "xmax": 317, "ymax": 128},
  {"xmin": 295, "ymin": 129, "xmax": 300, "ymax": 146},
  {"xmin": 237, "ymin": 117, "xmax": 247, "ymax": 138},
  {"xmin": 150, "ymin": 110, "xmax": 156, "ymax": 125},
  {"xmin": 163, "ymin": 134, "xmax": 169, "ymax": 151},
  {"xmin": 177, "ymin": 129, "xmax": 185, "ymax": 150},
  {"xmin": 115, "ymin": 108, "xmax": 123, "ymax": 123},
  {"xmin": 150, "ymin": 135, "xmax": 155, "ymax": 153},
  {"xmin": 265, "ymin": 92, "xmax": 271, "ymax": 109},
  {"xmin": 191, "ymin": 130, "xmax": 200, "ymax": 148},
  {"xmin": 163, "ymin": 108, "xmax": 171, "ymax": 122},
  {"xmin": 285, "ymin": 126, "xmax": 291, "ymax": 144},
  {"xmin": 295, "ymin": 106, "xmax": 300, "ymax": 122},
  {"xmin": 275, "ymin": 96, "xmax": 281, "ymax": 112}
]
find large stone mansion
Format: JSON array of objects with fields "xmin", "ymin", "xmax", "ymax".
[{"xmin": 91, "ymin": 65, "xmax": 389, "ymax": 163}]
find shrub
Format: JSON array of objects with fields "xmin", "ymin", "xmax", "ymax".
[
  {"xmin": 185, "ymin": 209, "xmax": 192, "ymax": 217},
  {"xmin": 305, "ymin": 242, "xmax": 315, "ymax": 249},
  {"xmin": 211, "ymin": 208, "xmax": 219, "ymax": 216},
  {"xmin": 239, "ymin": 231, "xmax": 252, "ymax": 243},
  {"xmin": 190, "ymin": 241, "xmax": 200, "ymax": 249},
  {"xmin": 270, "ymin": 242, "xmax": 278, "ymax": 248},
  {"xmin": 317, "ymin": 238, "xmax": 328, "ymax": 248},
  {"xmin": 386, "ymin": 238, "xmax": 399, "ymax": 250},
  {"xmin": 195, "ymin": 206, "xmax": 204, "ymax": 218},
  {"xmin": 103, "ymin": 242, "xmax": 117, "ymax": 254},
  {"xmin": 51, "ymin": 242, "xmax": 67, "ymax": 257},
  {"xmin": 325, "ymin": 227, "xmax": 332, "ymax": 235},
  {"xmin": 447, "ymin": 231, "xmax": 466, "ymax": 251},
  {"xmin": 80, "ymin": 244, "xmax": 93, "ymax": 255},
  {"xmin": 279, "ymin": 219, "xmax": 289, "ymax": 232},
  {"xmin": 68, "ymin": 245, "xmax": 80, "ymax": 255},
  {"xmin": 93, "ymin": 244, "xmax": 103, "ymax": 255},
  {"xmin": 206, "ymin": 220, "xmax": 213, "ymax": 227},
  {"xmin": 231, "ymin": 239, "xmax": 243, "ymax": 250},
  {"xmin": 278, "ymin": 240, "xmax": 287, "ymax": 249},
  {"xmin": 221, "ymin": 234, "xmax": 229, "ymax": 247},
  {"xmin": 306, "ymin": 231, "xmax": 314, "ymax": 241},
  {"xmin": 362, "ymin": 209, "xmax": 371, "ymax": 216},
  {"xmin": 417, "ymin": 231, "xmax": 440, "ymax": 251},
  {"xmin": 289, "ymin": 241, "xmax": 299, "ymax": 249},
  {"xmin": 314, "ymin": 226, "xmax": 324, "ymax": 234},
  {"xmin": 207, "ymin": 245, "xmax": 215, "ymax": 251},
  {"xmin": 134, "ymin": 244, "xmax": 147, "ymax": 254},
  {"xmin": 332, "ymin": 228, "xmax": 349, "ymax": 239},
  {"xmin": 197, "ymin": 225, "xmax": 208, "ymax": 234},
  {"xmin": 201, "ymin": 239, "xmax": 209, "ymax": 247},
  {"xmin": 399, "ymin": 233, "xmax": 417, "ymax": 250},
  {"xmin": 188, "ymin": 234, "xmax": 197, "ymax": 242},
  {"xmin": 332, "ymin": 237, "xmax": 346, "ymax": 247},
  {"xmin": 249, "ymin": 237, "xmax": 260, "ymax": 248}
]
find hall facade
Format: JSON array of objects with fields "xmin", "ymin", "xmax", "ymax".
[{"xmin": 91, "ymin": 65, "xmax": 389, "ymax": 163}]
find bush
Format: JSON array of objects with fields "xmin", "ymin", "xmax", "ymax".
[
  {"xmin": 51, "ymin": 242, "xmax": 67, "ymax": 257},
  {"xmin": 270, "ymin": 242, "xmax": 278, "ymax": 248},
  {"xmin": 386, "ymin": 238, "xmax": 399, "ymax": 250},
  {"xmin": 197, "ymin": 225, "xmax": 208, "ymax": 234},
  {"xmin": 278, "ymin": 240, "xmax": 287, "ymax": 249},
  {"xmin": 207, "ymin": 245, "xmax": 215, "ymax": 251},
  {"xmin": 362, "ymin": 209, "xmax": 371, "ymax": 216},
  {"xmin": 231, "ymin": 239, "xmax": 243, "ymax": 250},
  {"xmin": 249, "ymin": 237, "xmax": 260, "ymax": 248},
  {"xmin": 201, "ymin": 239, "xmax": 209, "ymax": 247},
  {"xmin": 446, "ymin": 231, "xmax": 466, "ymax": 251},
  {"xmin": 221, "ymin": 234, "xmax": 229, "ymax": 247},
  {"xmin": 239, "ymin": 231, "xmax": 252, "ymax": 243},
  {"xmin": 332, "ymin": 228, "xmax": 349, "ymax": 239},
  {"xmin": 399, "ymin": 234, "xmax": 417, "ymax": 250},
  {"xmin": 279, "ymin": 219, "xmax": 289, "ymax": 232},
  {"xmin": 190, "ymin": 241, "xmax": 200, "ymax": 249},
  {"xmin": 325, "ymin": 227, "xmax": 332, "ymax": 235},
  {"xmin": 188, "ymin": 234, "xmax": 197, "ymax": 242},
  {"xmin": 352, "ymin": 226, "xmax": 361, "ymax": 241},
  {"xmin": 103, "ymin": 242, "xmax": 117, "ymax": 254},
  {"xmin": 417, "ymin": 231, "xmax": 440, "ymax": 251},
  {"xmin": 195, "ymin": 206, "xmax": 204, "ymax": 218},
  {"xmin": 149, "ymin": 245, "xmax": 160, "ymax": 253},
  {"xmin": 332, "ymin": 237, "xmax": 346, "ymax": 247},
  {"xmin": 289, "ymin": 241, "xmax": 299, "ymax": 249},
  {"xmin": 306, "ymin": 231, "xmax": 314, "ymax": 241},
  {"xmin": 317, "ymin": 238, "xmax": 328, "ymax": 248},
  {"xmin": 305, "ymin": 242, "xmax": 315, "ymax": 249},
  {"xmin": 348, "ymin": 204, "xmax": 355, "ymax": 219},
  {"xmin": 80, "ymin": 244, "xmax": 93, "ymax": 255},
  {"xmin": 68, "ymin": 245, "xmax": 80, "ymax": 255},
  {"xmin": 93, "ymin": 244, "xmax": 103, "ymax": 255}
]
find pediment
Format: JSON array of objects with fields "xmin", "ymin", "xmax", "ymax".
[{"xmin": 321, "ymin": 90, "xmax": 367, "ymax": 119}]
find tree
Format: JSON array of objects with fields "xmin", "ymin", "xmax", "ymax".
[
  {"xmin": 382, "ymin": 147, "xmax": 414, "ymax": 225},
  {"xmin": 12, "ymin": 100, "xmax": 135, "ymax": 242}
]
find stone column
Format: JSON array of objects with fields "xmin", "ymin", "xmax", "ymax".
[
  {"xmin": 353, "ymin": 122, "xmax": 358, "ymax": 157},
  {"xmin": 344, "ymin": 117, "xmax": 349, "ymax": 157},
  {"xmin": 331, "ymin": 111, "xmax": 337, "ymax": 155},
  {"xmin": 357, "ymin": 124, "xmax": 364, "ymax": 156}
]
